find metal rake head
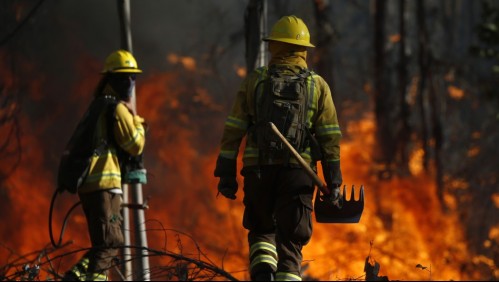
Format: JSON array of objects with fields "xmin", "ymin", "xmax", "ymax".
[{"xmin": 314, "ymin": 185, "xmax": 365, "ymax": 224}]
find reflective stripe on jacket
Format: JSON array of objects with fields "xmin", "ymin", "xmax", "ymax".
[
  {"xmin": 79, "ymin": 102, "xmax": 145, "ymax": 194},
  {"xmin": 218, "ymin": 61, "xmax": 341, "ymax": 168}
]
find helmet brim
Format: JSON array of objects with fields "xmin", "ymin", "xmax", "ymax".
[
  {"xmin": 101, "ymin": 68, "xmax": 143, "ymax": 74},
  {"xmin": 263, "ymin": 37, "xmax": 315, "ymax": 48}
]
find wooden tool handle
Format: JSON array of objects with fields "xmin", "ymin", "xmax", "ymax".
[{"xmin": 269, "ymin": 122, "xmax": 330, "ymax": 195}]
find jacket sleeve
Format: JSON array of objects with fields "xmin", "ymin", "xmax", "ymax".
[
  {"xmin": 314, "ymin": 76, "xmax": 342, "ymax": 165},
  {"xmin": 214, "ymin": 77, "xmax": 251, "ymax": 177},
  {"xmin": 113, "ymin": 103, "xmax": 146, "ymax": 156}
]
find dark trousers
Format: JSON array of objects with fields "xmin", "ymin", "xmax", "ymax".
[
  {"xmin": 79, "ymin": 190, "xmax": 124, "ymax": 275},
  {"xmin": 242, "ymin": 165, "xmax": 314, "ymax": 279}
]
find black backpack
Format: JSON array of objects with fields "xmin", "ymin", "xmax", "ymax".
[
  {"xmin": 253, "ymin": 66, "xmax": 313, "ymax": 162},
  {"xmin": 57, "ymin": 96, "xmax": 118, "ymax": 194}
]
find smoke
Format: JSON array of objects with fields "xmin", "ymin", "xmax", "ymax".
[{"xmin": 0, "ymin": 0, "xmax": 498, "ymax": 280}]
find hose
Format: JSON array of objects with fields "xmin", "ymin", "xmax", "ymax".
[{"xmin": 48, "ymin": 189, "xmax": 81, "ymax": 248}]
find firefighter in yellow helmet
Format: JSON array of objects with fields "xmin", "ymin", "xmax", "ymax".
[
  {"xmin": 214, "ymin": 15, "xmax": 342, "ymax": 281},
  {"xmin": 63, "ymin": 50, "xmax": 146, "ymax": 281}
]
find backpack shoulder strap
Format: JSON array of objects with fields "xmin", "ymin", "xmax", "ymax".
[{"xmin": 85, "ymin": 96, "xmax": 118, "ymax": 153}]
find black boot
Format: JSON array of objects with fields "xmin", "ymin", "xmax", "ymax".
[
  {"xmin": 252, "ymin": 271, "xmax": 275, "ymax": 281},
  {"xmin": 62, "ymin": 271, "xmax": 81, "ymax": 281}
]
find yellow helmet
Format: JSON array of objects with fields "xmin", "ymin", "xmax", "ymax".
[
  {"xmin": 101, "ymin": 49, "xmax": 142, "ymax": 74},
  {"xmin": 263, "ymin": 15, "xmax": 315, "ymax": 48}
]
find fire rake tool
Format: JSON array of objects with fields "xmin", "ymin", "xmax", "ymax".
[{"xmin": 269, "ymin": 122, "xmax": 364, "ymax": 223}]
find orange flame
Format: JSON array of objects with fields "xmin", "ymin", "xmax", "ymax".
[{"xmin": 0, "ymin": 51, "xmax": 491, "ymax": 281}]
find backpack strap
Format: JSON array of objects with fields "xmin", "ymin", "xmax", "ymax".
[
  {"xmin": 90, "ymin": 96, "xmax": 118, "ymax": 154},
  {"xmin": 300, "ymin": 68, "xmax": 313, "ymax": 152}
]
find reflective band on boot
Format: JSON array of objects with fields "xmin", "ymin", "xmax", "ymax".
[
  {"xmin": 250, "ymin": 242, "xmax": 278, "ymax": 258},
  {"xmin": 275, "ymin": 272, "xmax": 302, "ymax": 281},
  {"xmin": 249, "ymin": 241, "xmax": 278, "ymax": 279},
  {"xmin": 86, "ymin": 272, "xmax": 108, "ymax": 281},
  {"xmin": 249, "ymin": 241, "xmax": 278, "ymax": 273},
  {"xmin": 67, "ymin": 257, "xmax": 89, "ymax": 281},
  {"xmin": 250, "ymin": 254, "xmax": 278, "ymax": 270}
]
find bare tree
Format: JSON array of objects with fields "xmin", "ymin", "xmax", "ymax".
[
  {"xmin": 396, "ymin": 0, "xmax": 411, "ymax": 175},
  {"xmin": 312, "ymin": 0, "xmax": 337, "ymax": 89}
]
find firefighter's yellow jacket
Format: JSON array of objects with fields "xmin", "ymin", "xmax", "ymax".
[
  {"xmin": 79, "ymin": 85, "xmax": 146, "ymax": 194},
  {"xmin": 218, "ymin": 43, "xmax": 341, "ymax": 169}
]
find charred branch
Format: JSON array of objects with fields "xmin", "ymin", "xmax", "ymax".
[{"xmin": 0, "ymin": 228, "xmax": 239, "ymax": 281}]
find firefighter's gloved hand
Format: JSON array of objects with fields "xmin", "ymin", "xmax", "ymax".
[
  {"xmin": 322, "ymin": 160, "xmax": 343, "ymax": 193},
  {"xmin": 322, "ymin": 161, "xmax": 343, "ymax": 208},
  {"xmin": 213, "ymin": 156, "xmax": 237, "ymax": 178},
  {"xmin": 217, "ymin": 177, "xmax": 238, "ymax": 200},
  {"xmin": 323, "ymin": 161, "xmax": 343, "ymax": 207},
  {"xmin": 214, "ymin": 156, "xmax": 238, "ymax": 199}
]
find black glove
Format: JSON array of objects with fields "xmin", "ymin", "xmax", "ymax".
[
  {"xmin": 214, "ymin": 156, "xmax": 237, "ymax": 178},
  {"xmin": 214, "ymin": 156, "xmax": 238, "ymax": 199},
  {"xmin": 322, "ymin": 160, "xmax": 342, "ymax": 191},
  {"xmin": 217, "ymin": 177, "xmax": 238, "ymax": 200},
  {"xmin": 322, "ymin": 161, "xmax": 342, "ymax": 207}
]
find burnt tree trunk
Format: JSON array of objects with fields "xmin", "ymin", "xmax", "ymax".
[
  {"xmin": 417, "ymin": 0, "xmax": 447, "ymax": 210},
  {"xmin": 312, "ymin": 0, "xmax": 336, "ymax": 90},
  {"xmin": 397, "ymin": 0, "xmax": 411, "ymax": 175},
  {"xmin": 374, "ymin": 0, "xmax": 396, "ymax": 179},
  {"xmin": 245, "ymin": 0, "xmax": 266, "ymax": 71},
  {"xmin": 428, "ymin": 63, "xmax": 446, "ymax": 211},
  {"xmin": 373, "ymin": 0, "xmax": 394, "ymax": 230},
  {"xmin": 417, "ymin": 0, "xmax": 431, "ymax": 171}
]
